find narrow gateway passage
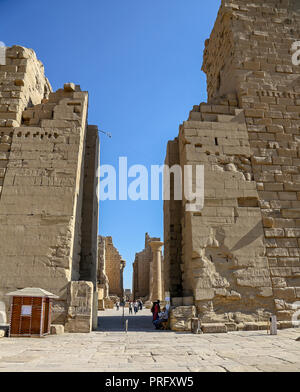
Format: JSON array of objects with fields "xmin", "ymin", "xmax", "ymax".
[{"xmin": 97, "ymin": 308, "xmax": 160, "ymax": 332}]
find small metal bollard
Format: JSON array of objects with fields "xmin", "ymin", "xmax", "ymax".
[
  {"xmin": 125, "ymin": 319, "xmax": 128, "ymax": 333},
  {"xmin": 269, "ymin": 315, "xmax": 277, "ymax": 335}
]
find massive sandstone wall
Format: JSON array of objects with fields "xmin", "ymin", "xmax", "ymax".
[
  {"xmin": 132, "ymin": 233, "xmax": 164, "ymax": 301},
  {"xmin": 99, "ymin": 236, "xmax": 125, "ymax": 298},
  {"xmin": 0, "ymin": 46, "xmax": 51, "ymax": 199},
  {"xmin": 133, "ymin": 233, "xmax": 155, "ymax": 299},
  {"xmin": 164, "ymin": 141, "xmax": 183, "ymax": 298},
  {"xmin": 164, "ymin": 0, "xmax": 300, "ymax": 326},
  {"xmin": 80, "ymin": 125, "xmax": 100, "ymax": 327},
  {"xmin": 97, "ymin": 236, "xmax": 109, "ymax": 301},
  {"xmin": 0, "ymin": 46, "xmax": 99, "ymax": 328}
]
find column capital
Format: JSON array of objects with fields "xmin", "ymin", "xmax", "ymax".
[{"xmin": 149, "ymin": 241, "xmax": 164, "ymax": 252}]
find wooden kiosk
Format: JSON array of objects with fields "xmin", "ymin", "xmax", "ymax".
[{"xmin": 6, "ymin": 288, "xmax": 59, "ymax": 337}]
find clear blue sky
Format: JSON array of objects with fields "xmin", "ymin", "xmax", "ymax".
[{"xmin": 0, "ymin": 0, "xmax": 220, "ymax": 290}]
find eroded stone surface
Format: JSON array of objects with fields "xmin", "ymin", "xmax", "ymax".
[
  {"xmin": 0, "ymin": 46, "xmax": 99, "ymax": 331},
  {"xmin": 50, "ymin": 325, "xmax": 64, "ymax": 335},
  {"xmin": 163, "ymin": 0, "xmax": 300, "ymax": 327},
  {"xmin": 133, "ymin": 233, "xmax": 163, "ymax": 302},
  {"xmin": 170, "ymin": 306, "xmax": 196, "ymax": 332},
  {"xmin": 133, "ymin": 233, "xmax": 155, "ymax": 300},
  {"xmin": 98, "ymin": 236, "xmax": 126, "ymax": 301}
]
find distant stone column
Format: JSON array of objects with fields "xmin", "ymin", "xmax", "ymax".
[
  {"xmin": 149, "ymin": 260, "xmax": 153, "ymax": 301},
  {"xmin": 149, "ymin": 241, "xmax": 164, "ymax": 302},
  {"xmin": 120, "ymin": 260, "xmax": 126, "ymax": 299}
]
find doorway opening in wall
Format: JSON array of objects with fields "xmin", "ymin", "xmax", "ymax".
[
  {"xmin": 96, "ymin": 297, "xmax": 171, "ymax": 333},
  {"xmin": 97, "ymin": 306, "xmax": 158, "ymax": 332}
]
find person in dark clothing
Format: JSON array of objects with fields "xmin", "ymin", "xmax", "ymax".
[
  {"xmin": 129, "ymin": 302, "xmax": 133, "ymax": 314},
  {"xmin": 151, "ymin": 300, "xmax": 161, "ymax": 329}
]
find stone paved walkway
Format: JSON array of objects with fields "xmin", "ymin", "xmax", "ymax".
[
  {"xmin": 98, "ymin": 307, "xmax": 154, "ymax": 332},
  {"xmin": 0, "ymin": 309, "xmax": 299, "ymax": 372}
]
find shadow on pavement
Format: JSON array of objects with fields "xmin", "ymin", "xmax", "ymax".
[{"xmin": 97, "ymin": 314, "xmax": 160, "ymax": 332}]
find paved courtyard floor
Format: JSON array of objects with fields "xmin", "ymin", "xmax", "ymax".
[{"xmin": 0, "ymin": 308, "xmax": 299, "ymax": 372}]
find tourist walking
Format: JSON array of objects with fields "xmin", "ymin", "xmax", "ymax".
[
  {"xmin": 116, "ymin": 301, "xmax": 120, "ymax": 311},
  {"xmin": 138, "ymin": 299, "xmax": 143, "ymax": 310},
  {"xmin": 129, "ymin": 302, "xmax": 133, "ymax": 314},
  {"xmin": 134, "ymin": 301, "xmax": 138, "ymax": 314}
]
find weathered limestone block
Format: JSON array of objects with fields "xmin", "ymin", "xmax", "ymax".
[
  {"xmin": 277, "ymin": 310, "xmax": 295, "ymax": 321},
  {"xmin": 170, "ymin": 306, "xmax": 196, "ymax": 332},
  {"xmin": 278, "ymin": 321, "xmax": 294, "ymax": 330},
  {"xmin": 64, "ymin": 83, "xmax": 76, "ymax": 92},
  {"xmin": 0, "ymin": 330, "xmax": 5, "ymax": 338},
  {"xmin": 201, "ymin": 323, "xmax": 227, "ymax": 334},
  {"xmin": 258, "ymin": 287, "xmax": 273, "ymax": 298},
  {"xmin": 64, "ymin": 281, "xmax": 94, "ymax": 333},
  {"xmin": 273, "ymin": 288, "xmax": 296, "ymax": 301},
  {"xmin": 171, "ymin": 297, "xmax": 183, "ymax": 306},
  {"xmin": 244, "ymin": 322, "xmax": 269, "ymax": 331},
  {"xmin": 183, "ymin": 296, "xmax": 194, "ymax": 306},
  {"xmin": 225, "ymin": 322, "xmax": 238, "ymax": 332},
  {"xmin": 50, "ymin": 325, "xmax": 64, "ymax": 335}
]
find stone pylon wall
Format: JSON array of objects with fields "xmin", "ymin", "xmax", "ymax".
[
  {"xmin": 97, "ymin": 236, "xmax": 109, "ymax": 299},
  {"xmin": 133, "ymin": 234, "xmax": 151, "ymax": 299},
  {"xmin": 164, "ymin": 140, "xmax": 183, "ymax": 298},
  {"xmin": 0, "ymin": 46, "xmax": 51, "ymax": 200},
  {"xmin": 133, "ymin": 233, "xmax": 157, "ymax": 300},
  {"xmin": 80, "ymin": 124, "xmax": 100, "ymax": 329},
  {"xmin": 0, "ymin": 46, "xmax": 100, "ymax": 329},
  {"xmin": 164, "ymin": 0, "xmax": 300, "ymax": 327},
  {"xmin": 102, "ymin": 236, "xmax": 125, "ymax": 298}
]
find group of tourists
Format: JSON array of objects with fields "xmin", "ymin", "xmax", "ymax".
[
  {"xmin": 115, "ymin": 299, "xmax": 143, "ymax": 314},
  {"xmin": 151, "ymin": 300, "xmax": 169, "ymax": 330},
  {"xmin": 128, "ymin": 299, "xmax": 143, "ymax": 315},
  {"xmin": 115, "ymin": 298, "xmax": 169, "ymax": 330}
]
